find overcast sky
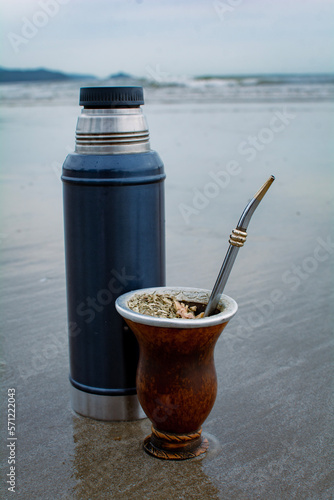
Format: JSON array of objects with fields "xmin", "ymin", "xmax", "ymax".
[{"xmin": 0, "ymin": 0, "xmax": 333, "ymax": 78}]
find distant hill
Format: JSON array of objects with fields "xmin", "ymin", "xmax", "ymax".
[
  {"xmin": 108, "ymin": 72, "xmax": 133, "ymax": 79},
  {"xmin": 0, "ymin": 67, "xmax": 142, "ymax": 85},
  {"xmin": 0, "ymin": 67, "xmax": 97, "ymax": 83}
]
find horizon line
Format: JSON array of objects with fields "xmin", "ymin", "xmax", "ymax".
[{"xmin": 0, "ymin": 65, "xmax": 333, "ymax": 81}]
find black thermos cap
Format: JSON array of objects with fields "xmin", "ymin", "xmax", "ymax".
[{"xmin": 79, "ymin": 86, "xmax": 144, "ymax": 108}]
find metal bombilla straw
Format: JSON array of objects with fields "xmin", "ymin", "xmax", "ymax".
[{"xmin": 204, "ymin": 175, "xmax": 275, "ymax": 317}]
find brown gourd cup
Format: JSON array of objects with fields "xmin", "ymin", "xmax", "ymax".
[{"xmin": 115, "ymin": 287, "xmax": 238, "ymax": 460}]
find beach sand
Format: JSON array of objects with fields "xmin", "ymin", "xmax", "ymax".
[{"xmin": 1, "ymin": 88, "xmax": 333, "ymax": 498}]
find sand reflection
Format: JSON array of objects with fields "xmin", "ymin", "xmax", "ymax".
[{"xmin": 71, "ymin": 414, "xmax": 221, "ymax": 499}]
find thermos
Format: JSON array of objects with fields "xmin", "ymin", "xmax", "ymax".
[{"xmin": 62, "ymin": 86, "xmax": 165, "ymax": 420}]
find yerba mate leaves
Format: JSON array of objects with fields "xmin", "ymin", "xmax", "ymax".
[{"xmin": 128, "ymin": 293, "xmax": 204, "ymax": 319}]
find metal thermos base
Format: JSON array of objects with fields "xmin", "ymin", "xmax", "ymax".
[{"xmin": 70, "ymin": 386, "xmax": 146, "ymax": 421}]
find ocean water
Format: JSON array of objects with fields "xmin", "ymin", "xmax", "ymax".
[
  {"xmin": 0, "ymin": 73, "xmax": 333, "ymax": 106},
  {"xmin": 1, "ymin": 71, "xmax": 333, "ymax": 304},
  {"xmin": 1, "ymin": 73, "xmax": 333, "ymax": 282}
]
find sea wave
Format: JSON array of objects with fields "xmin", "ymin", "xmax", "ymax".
[{"xmin": 0, "ymin": 74, "xmax": 333, "ymax": 106}]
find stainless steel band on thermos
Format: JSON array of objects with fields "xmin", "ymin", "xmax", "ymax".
[{"xmin": 62, "ymin": 87, "xmax": 166, "ymax": 420}]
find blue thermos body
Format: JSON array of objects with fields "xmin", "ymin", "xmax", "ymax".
[{"xmin": 62, "ymin": 87, "xmax": 165, "ymax": 420}]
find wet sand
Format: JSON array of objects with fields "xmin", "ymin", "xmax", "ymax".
[{"xmin": 1, "ymin": 96, "xmax": 333, "ymax": 498}]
